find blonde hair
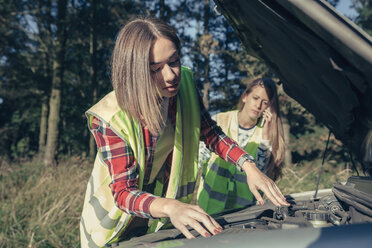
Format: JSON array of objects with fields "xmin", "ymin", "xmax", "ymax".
[
  {"xmin": 111, "ymin": 16, "xmax": 181, "ymax": 135},
  {"xmin": 237, "ymin": 78, "xmax": 285, "ymax": 180}
]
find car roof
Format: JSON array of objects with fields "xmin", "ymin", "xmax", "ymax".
[{"xmin": 214, "ymin": 0, "xmax": 372, "ymax": 165}]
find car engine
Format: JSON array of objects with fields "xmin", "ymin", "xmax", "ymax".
[{"xmin": 116, "ymin": 177, "xmax": 372, "ymax": 247}]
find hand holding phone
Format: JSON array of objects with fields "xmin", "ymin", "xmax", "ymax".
[{"xmin": 262, "ymin": 107, "xmax": 271, "ymax": 127}]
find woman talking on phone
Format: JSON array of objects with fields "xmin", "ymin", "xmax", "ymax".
[{"xmin": 197, "ymin": 78, "xmax": 286, "ymax": 214}]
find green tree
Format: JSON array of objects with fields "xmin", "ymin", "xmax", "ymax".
[
  {"xmin": 352, "ymin": 0, "xmax": 372, "ymax": 35},
  {"xmin": 56, "ymin": 0, "xmax": 139, "ymax": 158},
  {"xmin": 0, "ymin": 1, "xmax": 43, "ymax": 159},
  {"xmin": 88, "ymin": 0, "xmax": 98, "ymax": 159},
  {"xmin": 43, "ymin": 0, "xmax": 68, "ymax": 166}
]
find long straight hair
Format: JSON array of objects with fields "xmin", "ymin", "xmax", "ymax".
[
  {"xmin": 111, "ymin": 16, "xmax": 181, "ymax": 135},
  {"xmin": 237, "ymin": 78, "xmax": 285, "ymax": 180}
]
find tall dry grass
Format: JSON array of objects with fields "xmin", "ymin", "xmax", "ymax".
[
  {"xmin": 0, "ymin": 156, "xmax": 357, "ymax": 247},
  {"xmin": 0, "ymin": 157, "xmax": 92, "ymax": 248},
  {"xmin": 276, "ymin": 159, "xmax": 356, "ymax": 195}
]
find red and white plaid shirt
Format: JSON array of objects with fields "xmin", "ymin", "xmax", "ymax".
[{"xmin": 90, "ymin": 94, "xmax": 249, "ymax": 218}]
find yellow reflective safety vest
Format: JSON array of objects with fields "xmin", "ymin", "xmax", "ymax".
[
  {"xmin": 80, "ymin": 66, "xmax": 200, "ymax": 247},
  {"xmin": 197, "ymin": 110, "xmax": 264, "ymax": 215}
]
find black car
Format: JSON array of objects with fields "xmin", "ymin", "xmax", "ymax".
[{"xmin": 115, "ymin": 1, "xmax": 372, "ymax": 247}]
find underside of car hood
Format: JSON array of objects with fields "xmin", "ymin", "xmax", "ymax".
[{"xmin": 213, "ymin": 0, "xmax": 372, "ymax": 171}]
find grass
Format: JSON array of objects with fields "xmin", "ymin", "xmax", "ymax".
[
  {"xmin": 0, "ymin": 156, "xmax": 357, "ymax": 247},
  {"xmin": 276, "ymin": 158, "xmax": 356, "ymax": 195},
  {"xmin": 0, "ymin": 157, "xmax": 92, "ymax": 248}
]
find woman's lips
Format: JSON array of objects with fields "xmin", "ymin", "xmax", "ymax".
[
  {"xmin": 164, "ymin": 83, "xmax": 178, "ymax": 90},
  {"xmin": 252, "ymin": 110, "xmax": 259, "ymax": 116}
]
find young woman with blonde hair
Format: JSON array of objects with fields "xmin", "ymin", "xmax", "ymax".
[
  {"xmin": 236, "ymin": 78, "xmax": 285, "ymax": 179},
  {"xmin": 80, "ymin": 17, "xmax": 288, "ymax": 247},
  {"xmin": 198, "ymin": 78, "xmax": 285, "ymax": 214}
]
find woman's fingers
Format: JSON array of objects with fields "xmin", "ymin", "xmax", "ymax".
[
  {"xmin": 251, "ymin": 182, "xmax": 281, "ymax": 206},
  {"xmin": 208, "ymin": 215, "xmax": 223, "ymax": 232},
  {"xmin": 193, "ymin": 208, "xmax": 222, "ymax": 235},
  {"xmin": 176, "ymin": 224, "xmax": 195, "ymax": 239},
  {"xmin": 262, "ymin": 180, "xmax": 289, "ymax": 206},
  {"xmin": 257, "ymin": 177, "xmax": 289, "ymax": 206},
  {"xmin": 166, "ymin": 200, "xmax": 222, "ymax": 239},
  {"xmin": 273, "ymin": 183, "xmax": 288, "ymax": 202},
  {"xmin": 263, "ymin": 110, "xmax": 272, "ymax": 122},
  {"xmin": 265, "ymin": 181, "xmax": 285, "ymax": 206},
  {"xmin": 187, "ymin": 205, "xmax": 221, "ymax": 236},
  {"xmin": 249, "ymin": 185, "xmax": 265, "ymax": 205},
  {"xmin": 243, "ymin": 161, "xmax": 289, "ymax": 206},
  {"xmin": 187, "ymin": 218, "xmax": 211, "ymax": 238}
]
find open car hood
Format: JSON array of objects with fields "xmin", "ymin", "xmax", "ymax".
[{"xmin": 214, "ymin": 0, "xmax": 372, "ymax": 171}]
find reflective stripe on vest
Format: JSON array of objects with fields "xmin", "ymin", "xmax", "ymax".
[
  {"xmin": 80, "ymin": 66, "xmax": 200, "ymax": 247},
  {"xmin": 197, "ymin": 110, "xmax": 263, "ymax": 215}
]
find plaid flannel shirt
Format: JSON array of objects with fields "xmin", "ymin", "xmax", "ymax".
[{"xmin": 90, "ymin": 94, "xmax": 249, "ymax": 218}]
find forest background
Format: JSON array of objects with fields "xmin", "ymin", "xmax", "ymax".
[{"xmin": 0, "ymin": 0, "xmax": 371, "ymax": 247}]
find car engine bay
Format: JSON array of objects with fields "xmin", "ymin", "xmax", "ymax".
[{"xmin": 116, "ymin": 176, "xmax": 372, "ymax": 247}]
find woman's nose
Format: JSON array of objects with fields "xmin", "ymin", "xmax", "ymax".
[
  {"xmin": 162, "ymin": 64, "xmax": 176, "ymax": 83},
  {"xmin": 256, "ymin": 101, "xmax": 262, "ymax": 109}
]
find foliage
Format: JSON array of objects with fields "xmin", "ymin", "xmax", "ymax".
[
  {"xmin": 0, "ymin": 0, "xmax": 142, "ymax": 160},
  {"xmin": 352, "ymin": 0, "xmax": 372, "ymax": 35},
  {"xmin": 1, "ymin": 0, "xmax": 368, "ymax": 166}
]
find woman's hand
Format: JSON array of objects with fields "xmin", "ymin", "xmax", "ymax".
[
  {"xmin": 242, "ymin": 161, "xmax": 289, "ymax": 206},
  {"xmin": 149, "ymin": 198, "xmax": 222, "ymax": 239},
  {"xmin": 262, "ymin": 107, "xmax": 272, "ymax": 140}
]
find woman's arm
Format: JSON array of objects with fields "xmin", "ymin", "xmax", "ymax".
[
  {"xmin": 91, "ymin": 117, "xmax": 158, "ymax": 218},
  {"xmin": 91, "ymin": 117, "xmax": 222, "ymax": 238}
]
